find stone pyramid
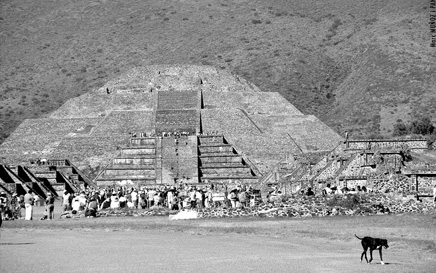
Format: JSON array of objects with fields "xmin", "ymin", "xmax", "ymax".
[{"xmin": 0, "ymin": 65, "xmax": 343, "ymax": 187}]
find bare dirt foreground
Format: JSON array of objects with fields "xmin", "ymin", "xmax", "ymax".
[{"xmin": 1, "ymin": 214, "xmax": 435, "ymax": 273}]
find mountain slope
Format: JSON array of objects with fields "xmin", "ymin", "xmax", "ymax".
[{"xmin": 1, "ymin": 0, "xmax": 434, "ymax": 143}]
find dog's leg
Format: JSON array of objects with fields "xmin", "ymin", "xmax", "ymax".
[
  {"xmin": 369, "ymin": 248, "xmax": 374, "ymax": 263},
  {"xmin": 362, "ymin": 246, "xmax": 369, "ymax": 263},
  {"xmin": 379, "ymin": 248, "xmax": 384, "ymax": 265}
]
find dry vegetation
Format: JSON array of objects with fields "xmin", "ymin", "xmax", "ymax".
[{"xmin": 1, "ymin": 0, "xmax": 435, "ymax": 143}]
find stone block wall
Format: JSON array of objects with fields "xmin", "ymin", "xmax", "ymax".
[
  {"xmin": 370, "ymin": 175, "xmax": 412, "ymax": 194},
  {"xmin": 414, "ymin": 176, "xmax": 436, "ymax": 195}
]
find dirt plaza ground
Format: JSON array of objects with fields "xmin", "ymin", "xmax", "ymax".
[{"xmin": 1, "ymin": 209, "xmax": 436, "ymax": 273}]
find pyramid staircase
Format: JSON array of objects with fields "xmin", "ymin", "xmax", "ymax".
[
  {"xmin": 94, "ymin": 137, "xmax": 157, "ymax": 187},
  {"xmin": 197, "ymin": 135, "xmax": 259, "ymax": 184},
  {"xmin": 16, "ymin": 166, "xmax": 59, "ymax": 197},
  {"xmin": 27, "ymin": 159, "xmax": 92, "ymax": 194},
  {"xmin": 0, "ymin": 164, "xmax": 33, "ymax": 196}
]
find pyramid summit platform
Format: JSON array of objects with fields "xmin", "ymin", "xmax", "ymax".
[{"xmin": 0, "ymin": 65, "xmax": 343, "ymax": 187}]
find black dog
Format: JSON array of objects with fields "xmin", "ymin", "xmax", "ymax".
[{"xmin": 355, "ymin": 234, "xmax": 389, "ymax": 264}]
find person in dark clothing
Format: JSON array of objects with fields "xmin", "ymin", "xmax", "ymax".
[
  {"xmin": 306, "ymin": 188, "xmax": 315, "ymax": 196},
  {"xmin": 45, "ymin": 192, "xmax": 55, "ymax": 220},
  {"xmin": 85, "ymin": 198, "xmax": 98, "ymax": 217}
]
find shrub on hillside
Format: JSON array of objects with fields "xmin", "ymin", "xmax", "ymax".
[
  {"xmin": 427, "ymin": 132, "xmax": 436, "ymax": 149},
  {"xmin": 392, "ymin": 116, "xmax": 435, "ymax": 137},
  {"xmin": 393, "ymin": 121, "xmax": 408, "ymax": 136},
  {"xmin": 410, "ymin": 116, "xmax": 434, "ymax": 135}
]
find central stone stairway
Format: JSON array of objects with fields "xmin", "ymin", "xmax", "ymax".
[
  {"xmin": 198, "ymin": 135, "xmax": 258, "ymax": 185},
  {"xmin": 94, "ymin": 137, "xmax": 157, "ymax": 187}
]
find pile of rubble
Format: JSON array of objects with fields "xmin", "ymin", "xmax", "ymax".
[{"xmin": 94, "ymin": 193, "xmax": 435, "ymax": 219}]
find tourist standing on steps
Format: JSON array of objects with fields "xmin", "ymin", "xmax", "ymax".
[{"xmin": 24, "ymin": 190, "xmax": 34, "ymax": 220}]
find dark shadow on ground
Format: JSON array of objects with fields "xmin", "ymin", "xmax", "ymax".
[{"xmin": 0, "ymin": 243, "xmax": 34, "ymax": 245}]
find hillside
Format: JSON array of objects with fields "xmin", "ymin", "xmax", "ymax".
[{"xmin": 1, "ymin": 0, "xmax": 435, "ymax": 143}]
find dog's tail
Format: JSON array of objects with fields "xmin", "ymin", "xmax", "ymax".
[{"xmin": 355, "ymin": 234, "xmax": 363, "ymax": 240}]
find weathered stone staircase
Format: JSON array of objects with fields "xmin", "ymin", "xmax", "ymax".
[
  {"xmin": 27, "ymin": 159, "xmax": 92, "ymax": 194},
  {"xmin": 94, "ymin": 137, "xmax": 157, "ymax": 187},
  {"xmin": 198, "ymin": 135, "xmax": 258, "ymax": 184}
]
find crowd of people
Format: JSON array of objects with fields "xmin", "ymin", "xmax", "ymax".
[
  {"xmin": 302, "ymin": 184, "xmax": 371, "ymax": 197},
  {"xmin": 58, "ymin": 183, "xmax": 258, "ymax": 218},
  {"xmin": 0, "ymin": 183, "xmax": 261, "ymax": 221},
  {"xmin": 2, "ymin": 183, "xmax": 434, "ymax": 221}
]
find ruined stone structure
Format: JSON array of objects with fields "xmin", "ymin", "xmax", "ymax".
[
  {"xmin": 281, "ymin": 138, "xmax": 435, "ymax": 196},
  {"xmin": 0, "ymin": 65, "xmax": 343, "ymax": 188},
  {"xmin": 0, "ymin": 159, "xmax": 92, "ymax": 198}
]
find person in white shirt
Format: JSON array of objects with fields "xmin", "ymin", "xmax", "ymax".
[
  {"xmin": 71, "ymin": 197, "xmax": 81, "ymax": 213},
  {"xmin": 131, "ymin": 189, "xmax": 138, "ymax": 208},
  {"xmin": 167, "ymin": 190, "xmax": 173, "ymax": 209},
  {"xmin": 148, "ymin": 189, "xmax": 156, "ymax": 207},
  {"xmin": 62, "ymin": 191, "xmax": 71, "ymax": 212},
  {"xmin": 110, "ymin": 193, "xmax": 120, "ymax": 209}
]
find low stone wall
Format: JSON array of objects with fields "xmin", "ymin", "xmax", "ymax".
[
  {"xmin": 95, "ymin": 194, "xmax": 435, "ymax": 218},
  {"xmin": 370, "ymin": 174, "xmax": 412, "ymax": 194},
  {"xmin": 346, "ymin": 139, "xmax": 428, "ymax": 151}
]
